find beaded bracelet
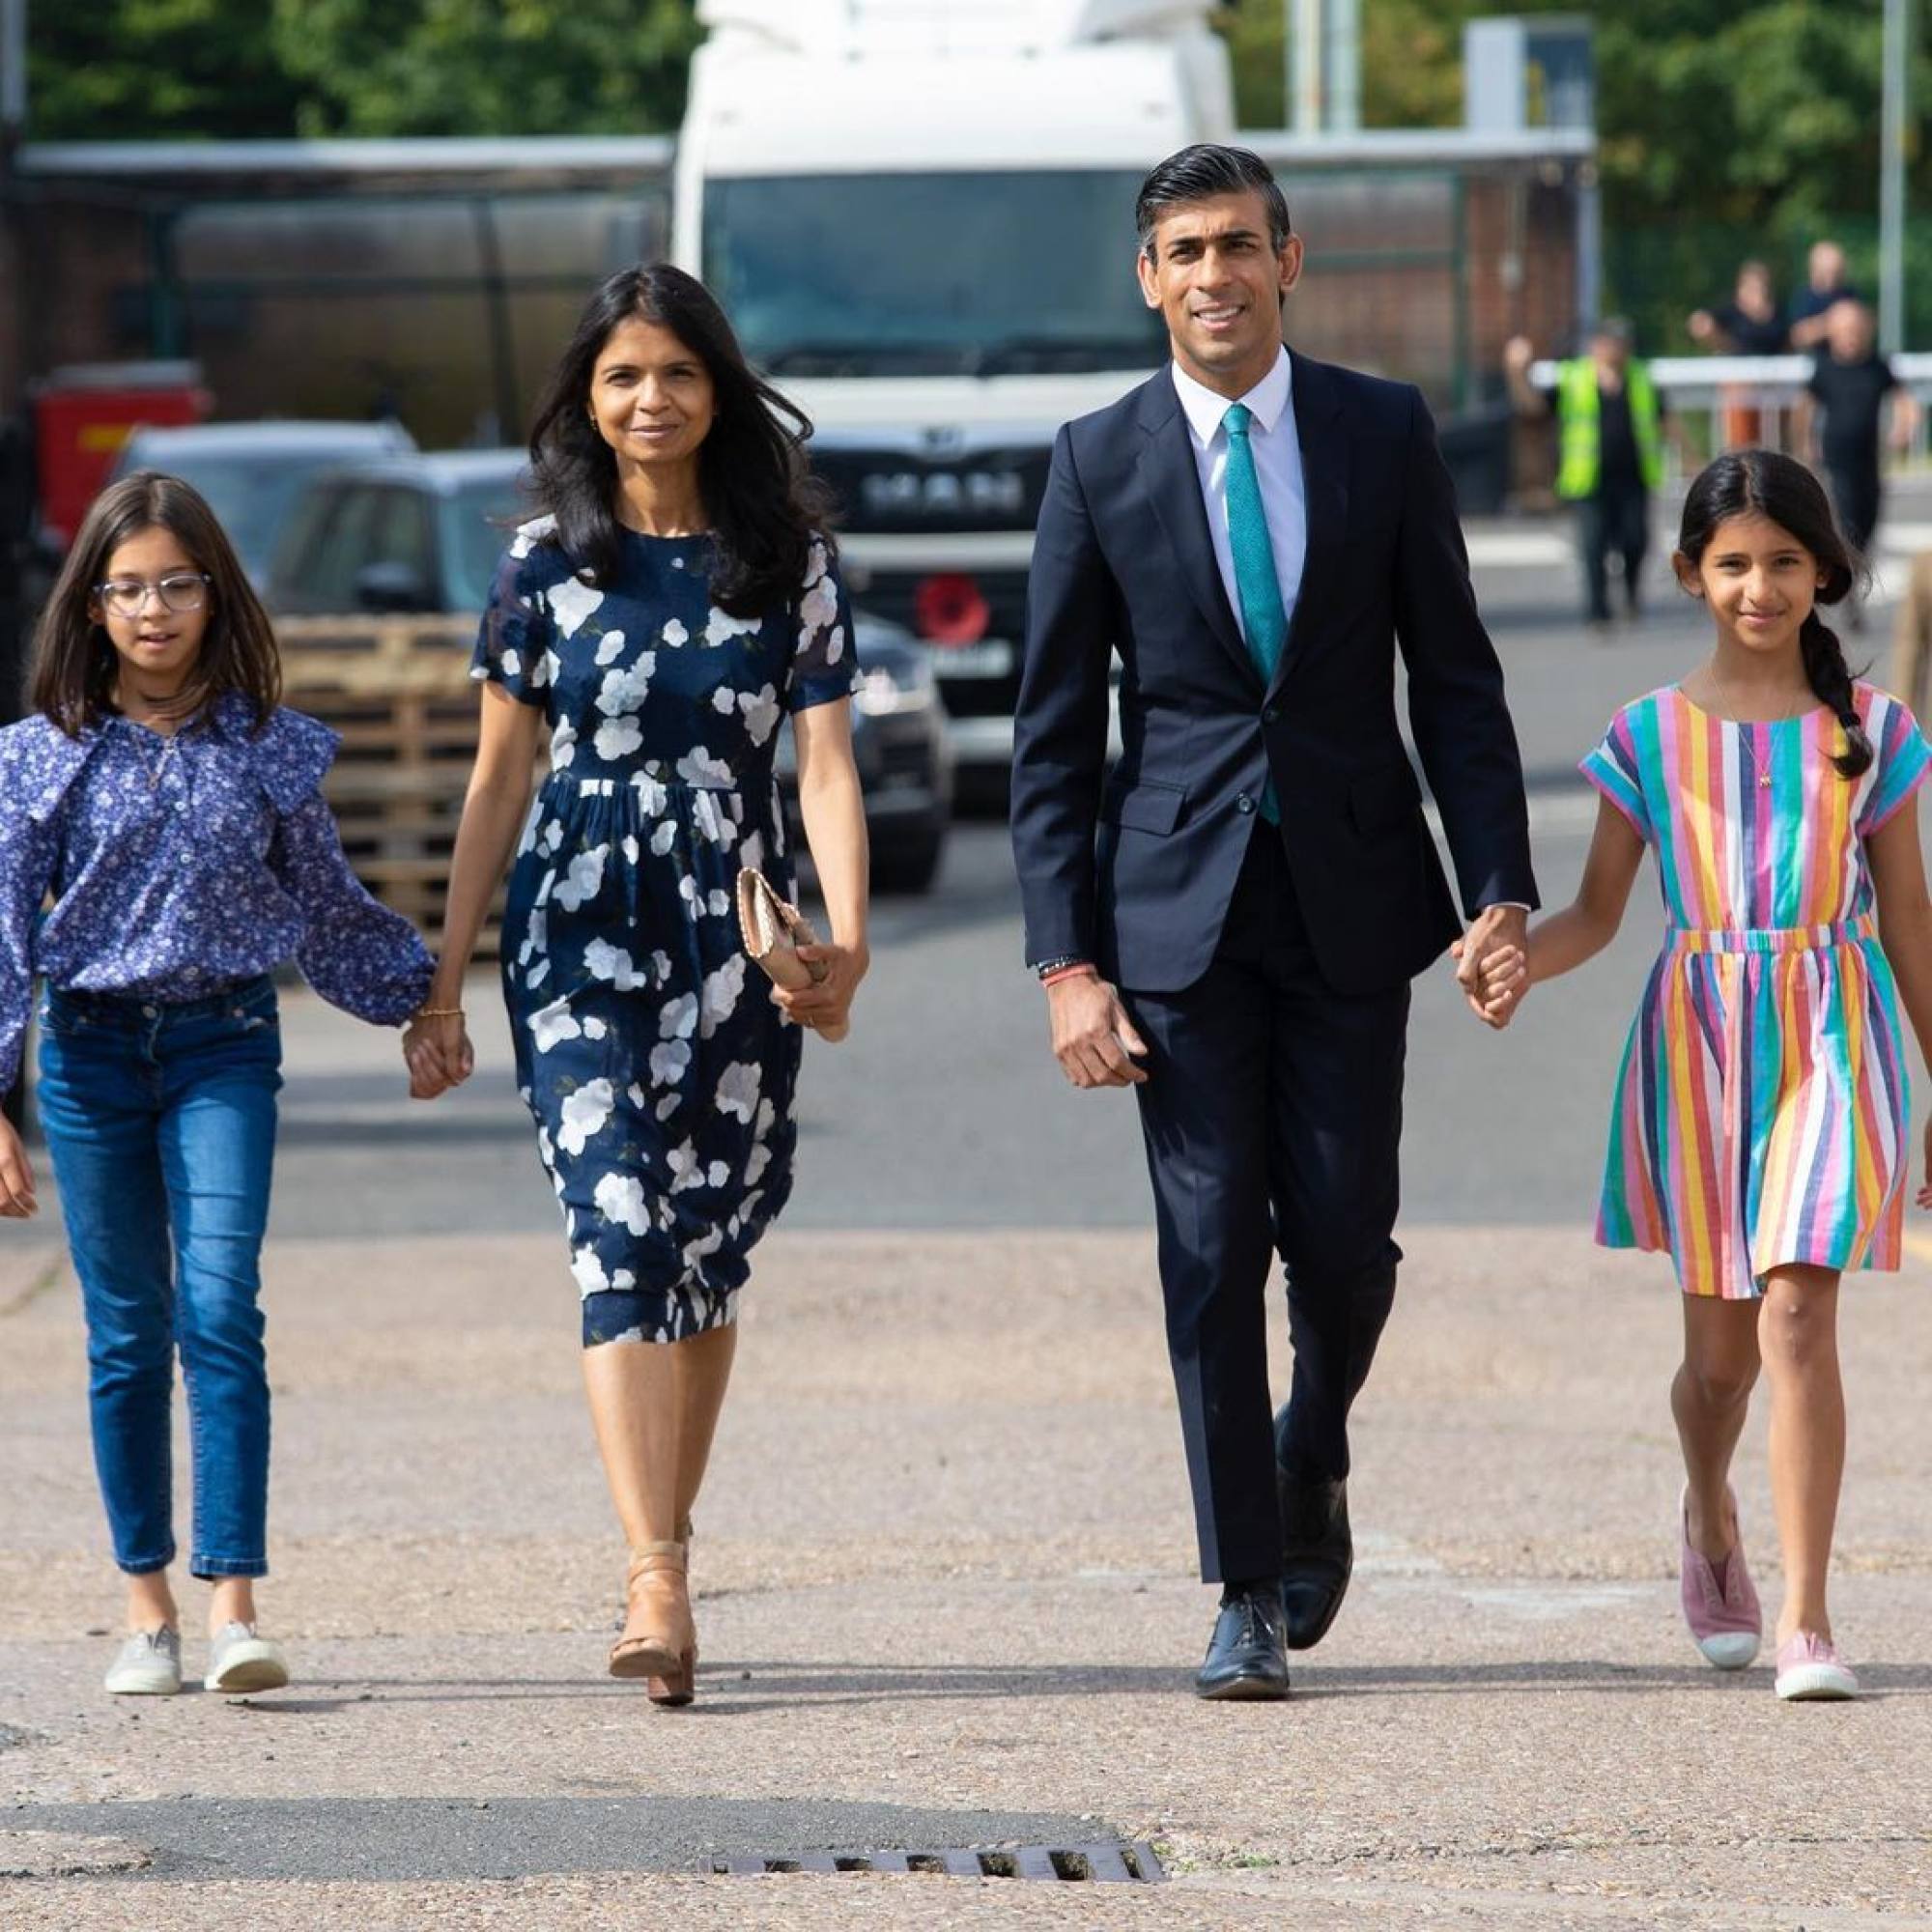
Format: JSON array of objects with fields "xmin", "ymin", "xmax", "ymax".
[{"xmin": 412, "ymin": 1006, "xmax": 466, "ymax": 1021}]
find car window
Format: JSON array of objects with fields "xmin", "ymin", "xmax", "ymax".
[
  {"xmin": 363, "ymin": 486, "xmax": 437, "ymax": 588},
  {"xmin": 295, "ymin": 485, "xmax": 386, "ymax": 612}
]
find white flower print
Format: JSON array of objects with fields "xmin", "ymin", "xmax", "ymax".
[
  {"xmin": 621, "ymin": 836, "xmax": 640, "ymax": 865},
  {"xmin": 712, "ymin": 687, "xmax": 736, "ymax": 716},
  {"xmin": 595, "ymin": 656, "xmax": 657, "ymax": 717},
  {"xmin": 738, "ymin": 684, "xmax": 781, "ymax": 746},
  {"xmin": 594, "ymin": 715, "xmax": 644, "ymax": 762},
  {"xmin": 656, "ymin": 1094, "xmax": 679, "ymax": 1122},
  {"xmin": 739, "ymin": 830, "xmax": 766, "ymax": 877},
  {"xmin": 652, "ymin": 950, "xmax": 673, "ymax": 982},
  {"xmin": 537, "ymin": 648, "xmax": 561, "ymax": 687},
  {"xmin": 628, "ymin": 1082, "xmax": 646, "ymax": 1108},
  {"xmin": 582, "ymin": 1015, "xmax": 609, "ymax": 1040},
  {"xmin": 557, "ymin": 1077, "xmax": 615, "ymax": 1156},
  {"xmin": 659, "ymin": 992, "xmax": 698, "ymax": 1040},
  {"xmin": 528, "ymin": 996, "xmax": 582, "ymax": 1054},
  {"xmin": 692, "ymin": 790, "xmax": 739, "ymax": 848},
  {"xmin": 632, "ymin": 775, "xmax": 668, "ymax": 815},
  {"xmin": 651, "ymin": 819, "xmax": 678, "ymax": 857},
  {"xmin": 650, "ymin": 1038, "xmax": 691, "ymax": 1087},
  {"xmin": 708, "ymin": 889, "xmax": 730, "ymax": 917},
  {"xmin": 498, "ymin": 648, "xmax": 522, "ymax": 680},
  {"xmin": 668, "ymin": 1142, "xmax": 731, "ymax": 1194},
  {"xmin": 594, "ymin": 1171, "xmax": 651, "ymax": 1236},
  {"xmin": 662, "ymin": 617, "xmax": 689, "ymax": 646},
  {"xmin": 678, "ymin": 748, "xmax": 735, "ymax": 788},
  {"xmin": 571, "ymin": 1244, "xmax": 610, "ymax": 1296},
  {"xmin": 799, "ymin": 573, "xmax": 838, "ymax": 639},
  {"xmin": 553, "ymin": 843, "xmax": 610, "ymax": 912},
  {"xmin": 682, "ymin": 1228, "xmax": 724, "ymax": 1271},
  {"xmin": 547, "ymin": 574, "xmax": 605, "ymax": 638},
  {"xmin": 594, "ymin": 629, "xmax": 628, "ymax": 667},
  {"xmin": 824, "ymin": 624, "xmax": 846, "ymax": 666},
  {"xmin": 509, "ymin": 513, "xmax": 556, "ymax": 559},
  {"xmin": 584, "ymin": 938, "xmax": 644, "ymax": 990},
  {"xmin": 745, "ymin": 1141, "xmax": 772, "ymax": 1187},
  {"xmin": 700, "ymin": 953, "xmax": 748, "ymax": 1037},
  {"xmin": 550, "ymin": 720, "xmax": 579, "ymax": 769},
  {"xmin": 704, "ymin": 606, "xmax": 763, "ymax": 647},
  {"xmin": 517, "ymin": 907, "xmax": 549, "ymax": 969},
  {"xmin": 717, "ymin": 1061, "xmax": 761, "ymax": 1122}
]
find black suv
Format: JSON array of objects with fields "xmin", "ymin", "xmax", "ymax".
[{"xmin": 268, "ymin": 451, "xmax": 952, "ymax": 891}]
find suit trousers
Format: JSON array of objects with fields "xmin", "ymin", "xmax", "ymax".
[{"xmin": 1125, "ymin": 824, "xmax": 1407, "ymax": 1584}]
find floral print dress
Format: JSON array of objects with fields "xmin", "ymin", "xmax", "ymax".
[{"xmin": 472, "ymin": 519, "xmax": 857, "ymax": 1345}]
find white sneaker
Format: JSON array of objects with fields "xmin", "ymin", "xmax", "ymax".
[
  {"xmin": 204, "ymin": 1621, "xmax": 290, "ymax": 1694},
  {"xmin": 104, "ymin": 1627, "xmax": 182, "ymax": 1695}
]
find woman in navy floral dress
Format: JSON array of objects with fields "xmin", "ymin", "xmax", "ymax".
[
  {"xmin": 0, "ymin": 474, "xmax": 433, "ymax": 1698},
  {"xmin": 411, "ymin": 267, "xmax": 868, "ymax": 1703}
]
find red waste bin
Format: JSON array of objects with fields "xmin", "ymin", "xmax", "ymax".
[{"xmin": 32, "ymin": 361, "xmax": 212, "ymax": 546}]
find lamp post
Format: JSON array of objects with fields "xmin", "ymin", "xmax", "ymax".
[{"xmin": 1879, "ymin": 0, "xmax": 1909, "ymax": 355}]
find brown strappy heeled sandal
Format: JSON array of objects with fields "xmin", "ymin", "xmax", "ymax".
[
  {"xmin": 610, "ymin": 1537, "xmax": 695, "ymax": 1691},
  {"xmin": 645, "ymin": 1517, "xmax": 696, "ymax": 1707}
]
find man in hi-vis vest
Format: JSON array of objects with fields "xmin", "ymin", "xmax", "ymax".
[{"xmin": 1506, "ymin": 319, "xmax": 1664, "ymax": 632}]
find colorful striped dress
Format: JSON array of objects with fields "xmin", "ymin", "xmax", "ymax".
[{"xmin": 1581, "ymin": 681, "xmax": 1930, "ymax": 1299}]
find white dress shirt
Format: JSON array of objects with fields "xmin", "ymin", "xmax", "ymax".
[{"xmin": 1171, "ymin": 345, "xmax": 1306, "ymax": 647}]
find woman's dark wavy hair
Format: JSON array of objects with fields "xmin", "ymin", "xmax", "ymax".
[
  {"xmin": 1676, "ymin": 448, "xmax": 1872, "ymax": 778},
  {"xmin": 526, "ymin": 263, "xmax": 833, "ymax": 614},
  {"xmin": 32, "ymin": 470, "xmax": 281, "ymax": 738}
]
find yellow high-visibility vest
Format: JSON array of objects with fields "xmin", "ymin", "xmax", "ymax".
[{"xmin": 1555, "ymin": 358, "xmax": 1663, "ymax": 499}]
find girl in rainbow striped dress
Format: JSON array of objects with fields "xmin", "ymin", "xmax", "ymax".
[{"xmin": 1469, "ymin": 450, "xmax": 1932, "ymax": 1702}]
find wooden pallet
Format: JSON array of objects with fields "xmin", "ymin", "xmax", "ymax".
[{"xmin": 276, "ymin": 614, "xmax": 526, "ymax": 957}]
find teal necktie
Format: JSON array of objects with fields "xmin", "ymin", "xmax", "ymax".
[{"xmin": 1222, "ymin": 402, "xmax": 1283, "ymax": 822}]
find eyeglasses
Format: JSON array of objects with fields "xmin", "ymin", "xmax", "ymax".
[{"xmin": 95, "ymin": 573, "xmax": 212, "ymax": 618}]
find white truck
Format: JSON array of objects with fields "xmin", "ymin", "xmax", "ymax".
[{"xmin": 672, "ymin": 0, "xmax": 1236, "ymax": 779}]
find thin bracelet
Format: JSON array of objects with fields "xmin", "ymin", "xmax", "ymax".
[
  {"xmin": 412, "ymin": 1006, "xmax": 466, "ymax": 1020},
  {"xmin": 1040, "ymin": 964, "xmax": 1098, "ymax": 989}
]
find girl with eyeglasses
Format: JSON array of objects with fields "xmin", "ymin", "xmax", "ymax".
[{"xmin": 0, "ymin": 471, "xmax": 433, "ymax": 1697}]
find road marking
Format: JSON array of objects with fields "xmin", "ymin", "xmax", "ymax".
[{"xmin": 1464, "ymin": 531, "xmax": 1576, "ymax": 568}]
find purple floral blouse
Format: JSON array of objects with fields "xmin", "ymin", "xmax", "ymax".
[{"xmin": 0, "ymin": 694, "xmax": 434, "ymax": 1089}]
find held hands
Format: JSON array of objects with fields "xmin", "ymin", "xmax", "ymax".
[
  {"xmin": 769, "ymin": 938, "xmax": 868, "ymax": 1037},
  {"xmin": 1048, "ymin": 973, "xmax": 1150, "ymax": 1089},
  {"xmin": 404, "ymin": 1009, "xmax": 475, "ymax": 1101},
  {"xmin": 0, "ymin": 1113, "xmax": 37, "ymax": 1218},
  {"xmin": 1451, "ymin": 904, "xmax": 1531, "ymax": 1031}
]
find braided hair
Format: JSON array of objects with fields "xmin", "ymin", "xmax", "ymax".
[{"xmin": 1676, "ymin": 449, "xmax": 1872, "ymax": 778}]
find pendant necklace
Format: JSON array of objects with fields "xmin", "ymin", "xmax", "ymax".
[{"xmin": 1709, "ymin": 671, "xmax": 1805, "ymax": 789}]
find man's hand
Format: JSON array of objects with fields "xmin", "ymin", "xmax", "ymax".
[
  {"xmin": 1047, "ymin": 973, "xmax": 1150, "ymax": 1088},
  {"xmin": 0, "ymin": 1113, "xmax": 38, "ymax": 1218},
  {"xmin": 1452, "ymin": 904, "xmax": 1530, "ymax": 1031}
]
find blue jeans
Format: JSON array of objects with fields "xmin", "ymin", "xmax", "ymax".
[{"xmin": 37, "ymin": 977, "xmax": 282, "ymax": 1578}]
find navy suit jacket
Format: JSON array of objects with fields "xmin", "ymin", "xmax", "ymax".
[{"xmin": 1010, "ymin": 351, "xmax": 1539, "ymax": 996}]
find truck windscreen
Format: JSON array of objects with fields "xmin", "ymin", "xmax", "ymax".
[{"xmin": 704, "ymin": 171, "xmax": 1169, "ymax": 378}]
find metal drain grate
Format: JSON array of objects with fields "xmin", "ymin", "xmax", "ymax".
[{"xmin": 711, "ymin": 1840, "xmax": 1165, "ymax": 1883}]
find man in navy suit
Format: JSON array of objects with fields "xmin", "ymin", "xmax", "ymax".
[{"xmin": 1010, "ymin": 145, "xmax": 1537, "ymax": 1699}]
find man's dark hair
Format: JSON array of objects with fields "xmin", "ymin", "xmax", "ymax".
[{"xmin": 1135, "ymin": 144, "xmax": 1293, "ymax": 259}]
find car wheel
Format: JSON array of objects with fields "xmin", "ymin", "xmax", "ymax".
[{"xmin": 871, "ymin": 825, "xmax": 946, "ymax": 895}]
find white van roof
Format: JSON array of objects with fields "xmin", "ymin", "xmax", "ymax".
[{"xmin": 696, "ymin": 0, "xmax": 1218, "ymax": 56}]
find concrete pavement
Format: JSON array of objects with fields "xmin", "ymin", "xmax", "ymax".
[{"xmin": 3, "ymin": 1205, "xmax": 1931, "ymax": 1925}]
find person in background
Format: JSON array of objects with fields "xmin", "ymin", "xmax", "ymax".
[
  {"xmin": 1505, "ymin": 320, "xmax": 1666, "ymax": 633},
  {"xmin": 1688, "ymin": 261, "xmax": 1789, "ymax": 448},
  {"xmin": 1796, "ymin": 299, "xmax": 1919, "ymax": 611},
  {"xmin": 1789, "ymin": 241, "xmax": 1860, "ymax": 353}
]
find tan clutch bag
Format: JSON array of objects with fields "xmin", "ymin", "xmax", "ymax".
[{"xmin": 736, "ymin": 867, "xmax": 848, "ymax": 1042}]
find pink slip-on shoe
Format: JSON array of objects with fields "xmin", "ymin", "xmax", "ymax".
[
  {"xmin": 1775, "ymin": 1632, "xmax": 1860, "ymax": 1701},
  {"xmin": 1679, "ymin": 1485, "xmax": 1762, "ymax": 1669}
]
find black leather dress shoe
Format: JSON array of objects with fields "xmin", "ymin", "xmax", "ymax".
[
  {"xmin": 1278, "ymin": 1473, "xmax": 1352, "ymax": 1651},
  {"xmin": 1193, "ymin": 1584, "xmax": 1292, "ymax": 1700}
]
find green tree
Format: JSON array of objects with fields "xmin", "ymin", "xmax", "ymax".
[
  {"xmin": 270, "ymin": 0, "xmax": 700, "ymax": 137},
  {"xmin": 27, "ymin": 0, "xmax": 310, "ymax": 140}
]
